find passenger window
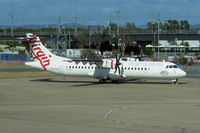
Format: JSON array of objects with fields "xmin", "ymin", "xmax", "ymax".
[
  {"xmin": 85, "ymin": 66, "xmax": 87, "ymax": 69},
  {"xmin": 138, "ymin": 68, "xmax": 140, "ymax": 70},
  {"xmin": 78, "ymin": 66, "xmax": 80, "ymax": 69},
  {"xmin": 145, "ymin": 68, "xmax": 147, "ymax": 70},
  {"xmin": 141, "ymin": 68, "xmax": 143, "ymax": 70},
  {"xmin": 173, "ymin": 65, "xmax": 177, "ymax": 68},
  {"xmin": 69, "ymin": 66, "xmax": 71, "ymax": 69},
  {"xmin": 75, "ymin": 66, "xmax": 77, "ymax": 69},
  {"xmin": 82, "ymin": 66, "xmax": 84, "ymax": 69},
  {"xmin": 128, "ymin": 67, "xmax": 130, "ymax": 70},
  {"xmin": 131, "ymin": 68, "xmax": 133, "ymax": 70},
  {"xmin": 135, "ymin": 68, "xmax": 137, "ymax": 70},
  {"xmin": 169, "ymin": 65, "xmax": 173, "ymax": 68},
  {"xmin": 166, "ymin": 65, "xmax": 169, "ymax": 68},
  {"xmin": 88, "ymin": 66, "xmax": 90, "ymax": 69}
]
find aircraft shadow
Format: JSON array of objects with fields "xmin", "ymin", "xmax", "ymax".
[
  {"xmin": 30, "ymin": 78, "xmax": 187, "ymax": 87},
  {"xmin": 30, "ymin": 78, "xmax": 99, "ymax": 87},
  {"xmin": 121, "ymin": 79, "xmax": 187, "ymax": 85}
]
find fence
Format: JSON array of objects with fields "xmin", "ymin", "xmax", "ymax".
[{"xmin": 0, "ymin": 54, "xmax": 27, "ymax": 64}]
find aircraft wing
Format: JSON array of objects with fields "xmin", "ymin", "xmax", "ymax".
[{"xmin": 108, "ymin": 71, "xmax": 127, "ymax": 80}]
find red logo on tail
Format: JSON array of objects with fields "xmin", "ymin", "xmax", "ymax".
[{"xmin": 29, "ymin": 39, "xmax": 51, "ymax": 70}]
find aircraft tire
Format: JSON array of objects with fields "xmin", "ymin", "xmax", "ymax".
[
  {"xmin": 99, "ymin": 79, "xmax": 106, "ymax": 84},
  {"xmin": 172, "ymin": 79, "xmax": 178, "ymax": 85},
  {"xmin": 111, "ymin": 80, "xmax": 118, "ymax": 83}
]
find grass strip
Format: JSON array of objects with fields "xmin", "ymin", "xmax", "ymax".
[{"xmin": 0, "ymin": 71, "xmax": 58, "ymax": 79}]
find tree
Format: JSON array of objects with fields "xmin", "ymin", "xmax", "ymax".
[
  {"xmin": 80, "ymin": 49, "xmax": 100, "ymax": 59},
  {"xmin": 180, "ymin": 41, "xmax": 189, "ymax": 46},
  {"xmin": 0, "ymin": 47, "xmax": 3, "ymax": 52},
  {"xmin": 178, "ymin": 56, "xmax": 187, "ymax": 65},
  {"xmin": 109, "ymin": 22, "xmax": 117, "ymax": 32},
  {"xmin": 99, "ymin": 41, "xmax": 112, "ymax": 55},
  {"xmin": 78, "ymin": 29, "xmax": 89, "ymax": 49},
  {"xmin": 167, "ymin": 19, "xmax": 179, "ymax": 30},
  {"xmin": 145, "ymin": 48, "xmax": 153, "ymax": 56},
  {"xmin": 94, "ymin": 28, "xmax": 109, "ymax": 50},
  {"xmin": 147, "ymin": 21, "xmax": 153, "ymax": 30},
  {"xmin": 180, "ymin": 20, "xmax": 190, "ymax": 30}
]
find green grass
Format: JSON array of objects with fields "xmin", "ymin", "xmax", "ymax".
[
  {"xmin": 0, "ymin": 71, "xmax": 58, "ymax": 79},
  {"xmin": 0, "ymin": 64, "xmax": 60, "ymax": 78},
  {"xmin": 0, "ymin": 64, "xmax": 30, "ymax": 68}
]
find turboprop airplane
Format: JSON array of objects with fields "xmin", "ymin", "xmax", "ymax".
[{"xmin": 25, "ymin": 33, "xmax": 186, "ymax": 84}]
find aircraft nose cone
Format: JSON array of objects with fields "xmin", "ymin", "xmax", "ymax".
[{"xmin": 181, "ymin": 71, "xmax": 187, "ymax": 77}]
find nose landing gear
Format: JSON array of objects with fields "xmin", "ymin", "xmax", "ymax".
[{"xmin": 172, "ymin": 79, "xmax": 179, "ymax": 85}]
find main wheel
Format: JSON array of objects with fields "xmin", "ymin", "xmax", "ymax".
[
  {"xmin": 111, "ymin": 80, "xmax": 118, "ymax": 83},
  {"xmin": 99, "ymin": 79, "xmax": 106, "ymax": 84}
]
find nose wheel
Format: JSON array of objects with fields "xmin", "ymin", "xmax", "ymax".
[{"xmin": 172, "ymin": 79, "xmax": 179, "ymax": 85}]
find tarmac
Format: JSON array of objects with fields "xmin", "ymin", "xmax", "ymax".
[{"xmin": 0, "ymin": 76, "xmax": 200, "ymax": 133}]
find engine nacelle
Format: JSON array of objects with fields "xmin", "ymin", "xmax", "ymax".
[{"xmin": 108, "ymin": 73, "xmax": 127, "ymax": 80}]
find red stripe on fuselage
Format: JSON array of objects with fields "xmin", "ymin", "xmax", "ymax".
[{"xmin": 111, "ymin": 60, "xmax": 113, "ymax": 69}]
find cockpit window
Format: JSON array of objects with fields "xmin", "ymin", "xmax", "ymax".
[{"xmin": 166, "ymin": 65, "xmax": 178, "ymax": 69}]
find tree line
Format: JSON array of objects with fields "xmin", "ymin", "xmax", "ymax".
[{"xmin": 147, "ymin": 19, "xmax": 190, "ymax": 31}]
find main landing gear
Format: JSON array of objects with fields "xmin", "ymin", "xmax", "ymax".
[
  {"xmin": 172, "ymin": 79, "xmax": 179, "ymax": 85},
  {"xmin": 99, "ymin": 78, "xmax": 106, "ymax": 84}
]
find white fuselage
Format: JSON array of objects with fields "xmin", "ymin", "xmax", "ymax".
[{"xmin": 26, "ymin": 58, "xmax": 186, "ymax": 80}]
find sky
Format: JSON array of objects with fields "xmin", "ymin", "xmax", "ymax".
[{"xmin": 0, "ymin": 0, "xmax": 200, "ymax": 26}]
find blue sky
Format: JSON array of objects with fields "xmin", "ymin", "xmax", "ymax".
[{"xmin": 0, "ymin": 0, "xmax": 200, "ymax": 26}]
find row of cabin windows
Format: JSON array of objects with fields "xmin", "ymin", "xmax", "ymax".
[
  {"xmin": 124, "ymin": 67, "xmax": 149, "ymax": 71},
  {"xmin": 68, "ymin": 66, "xmax": 107, "ymax": 69},
  {"xmin": 67, "ymin": 66, "xmax": 150, "ymax": 71}
]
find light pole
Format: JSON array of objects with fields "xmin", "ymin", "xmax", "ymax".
[
  {"xmin": 151, "ymin": 22, "xmax": 154, "ymax": 34},
  {"xmin": 153, "ymin": 31, "xmax": 157, "ymax": 56},
  {"xmin": 88, "ymin": 32, "xmax": 91, "ymax": 49},
  {"xmin": 75, "ymin": 14, "xmax": 78, "ymax": 37},
  {"xmin": 57, "ymin": 16, "xmax": 61, "ymax": 51},
  {"xmin": 175, "ymin": 38, "xmax": 178, "ymax": 59},
  {"xmin": 115, "ymin": 10, "xmax": 120, "ymax": 36},
  {"xmin": 108, "ymin": 20, "xmax": 112, "ymax": 46},
  {"xmin": 10, "ymin": 15, "xmax": 14, "ymax": 37},
  {"xmin": 182, "ymin": 26, "xmax": 185, "ymax": 33},
  {"xmin": 164, "ymin": 21, "xmax": 167, "ymax": 33},
  {"xmin": 157, "ymin": 14, "xmax": 160, "ymax": 61},
  {"xmin": 69, "ymin": 30, "xmax": 71, "ymax": 49}
]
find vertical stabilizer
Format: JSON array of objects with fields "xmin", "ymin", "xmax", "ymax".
[{"xmin": 26, "ymin": 33, "xmax": 55, "ymax": 70}]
